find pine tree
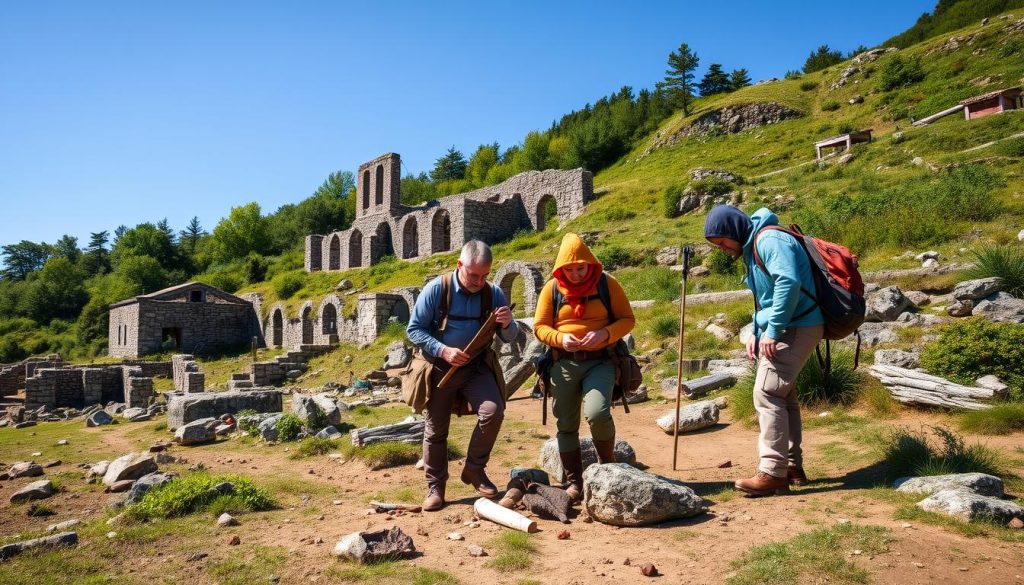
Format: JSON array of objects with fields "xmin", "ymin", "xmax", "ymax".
[
  {"xmin": 83, "ymin": 231, "xmax": 111, "ymax": 276},
  {"xmin": 179, "ymin": 216, "xmax": 206, "ymax": 255},
  {"xmin": 698, "ymin": 63, "xmax": 731, "ymax": 96},
  {"xmin": 729, "ymin": 68, "xmax": 752, "ymax": 91},
  {"xmin": 657, "ymin": 42, "xmax": 699, "ymax": 115},
  {"xmin": 430, "ymin": 146, "xmax": 468, "ymax": 183},
  {"xmin": 803, "ymin": 44, "xmax": 844, "ymax": 74}
]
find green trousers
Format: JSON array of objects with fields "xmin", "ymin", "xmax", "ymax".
[{"xmin": 549, "ymin": 358, "xmax": 616, "ymax": 452}]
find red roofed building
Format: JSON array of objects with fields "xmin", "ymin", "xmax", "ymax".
[{"xmin": 961, "ymin": 87, "xmax": 1022, "ymax": 120}]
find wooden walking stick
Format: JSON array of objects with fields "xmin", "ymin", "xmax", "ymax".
[{"xmin": 672, "ymin": 246, "xmax": 694, "ymax": 471}]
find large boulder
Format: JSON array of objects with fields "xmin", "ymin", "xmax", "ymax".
[
  {"xmin": 953, "ymin": 277, "xmax": 1003, "ymax": 302},
  {"xmin": 656, "ymin": 401, "xmax": 720, "ymax": 433},
  {"xmin": 539, "ymin": 438, "xmax": 636, "ymax": 483},
  {"xmin": 8, "ymin": 462, "xmax": 44, "ymax": 479},
  {"xmin": 166, "ymin": 389, "xmax": 282, "ymax": 430},
  {"xmin": 173, "ymin": 417, "xmax": 218, "ymax": 446},
  {"xmin": 291, "ymin": 393, "xmax": 341, "ymax": 427},
  {"xmin": 582, "ymin": 463, "xmax": 704, "ymax": 526},
  {"xmin": 894, "ymin": 473, "xmax": 1003, "ymax": 497},
  {"xmin": 102, "ymin": 453, "xmax": 157, "ymax": 487},
  {"xmin": 382, "ymin": 342, "xmax": 412, "ymax": 370},
  {"xmin": 124, "ymin": 472, "xmax": 177, "ymax": 505},
  {"xmin": 333, "ymin": 527, "xmax": 416, "ymax": 563},
  {"xmin": 917, "ymin": 488, "xmax": 1024, "ymax": 523},
  {"xmin": 315, "ymin": 426, "xmax": 342, "ymax": 440},
  {"xmin": 121, "ymin": 407, "xmax": 150, "ymax": 422},
  {"xmin": 10, "ymin": 480, "xmax": 55, "ymax": 504},
  {"xmin": 86, "ymin": 410, "xmax": 116, "ymax": 427},
  {"xmin": 972, "ymin": 293, "xmax": 1024, "ymax": 324},
  {"xmin": 258, "ymin": 414, "xmax": 283, "ymax": 442},
  {"xmin": 873, "ymin": 349, "xmax": 920, "ymax": 369},
  {"xmin": 865, "ymin": 286, "xmax": 913, "ymax": 322}
]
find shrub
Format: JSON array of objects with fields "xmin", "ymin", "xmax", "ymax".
[
  {"xmin": 663, "ymin": 183, "xmax": 685, "ymax": 218},
  {"xmin": 125, "ymin": 473, "xmax": 274, "ymax": 520},
  {"xmin": 690, "ymin": 176, "xmax": 737, "ymax": 197},
  {"xmin": 705, "ymin": 249, "xmax": 740, "ymax": 276},
  {"xmin": 272, "ymin": 272, "xmax": 304, "ymax": 299},
  {"xmin": 244, "ymin": 254, "xmax": 268, "ymax": 284},
  {"xmin": 650, "ymin": 314, "xmax": 678, "ymax": 338},
  {"xmin": 297, "ymin": 437, "xmax": 339, "ymax": 457},
  {"xmin": 967, "ymin": 246, "xmax": 1024, "ymax": 298},
  {"xmin": 794, "ymin": 348, "xmax": 862, "ymax": 405},
  {"xmin": 1000, "ymin": 38, "xmax": 1024, "ymax": 58},
  {"xmin": 959, "ymin": 404, "xmax": 1024, "ymax": 435},
  {"xmin": 276, "ymin": 413, "xmax": 304, "ymax": 441},
  {"xmin": 799, "ymin": 80, "xmax": 819, "ymax": 92},
  {"xmin": 821, "ymin": 101, "xmax": 841, "ymax": 112},
  {"xmin": 921, "ymin": 319, "xmax": 1024, "ymax": 400},
  {"xmin": 881, "ymin": 426, "xmax": 1004, "ymax": 481},
  {"xmin": 996, "ymin": 137, "xmax": 1024, "ymax": 157},
  {"xmin": 596, "ymin": 245, "xmax": 639, "ymax": 270},
  {"xmin": 602, "ymin": 206, "xmax": 636, "ymax": 221},
  {"xmin": 877, "ymin": 55, "xmax": 925, "ymax": 91}
]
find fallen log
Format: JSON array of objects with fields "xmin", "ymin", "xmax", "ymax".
[
  {"xmin": 369, "ymin": 501, "xmax": 423, "ymax": 513},
  {"xmin": 868, "ymin": 365, "xmax": 995, "ymax": 410},
  {"xmin": 350, "ymin": 419, "xmax": 424, "ymax": 447},
  {"xmin": 682, "ymin": 373, "xmax": 736, "ymax": 398}
]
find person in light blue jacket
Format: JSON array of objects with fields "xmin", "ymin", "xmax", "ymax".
[{"xmin": 704, "ymin": 205, "xmax": 824, "ymax": 497}]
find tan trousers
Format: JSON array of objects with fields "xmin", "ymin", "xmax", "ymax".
[{"xmin": 753, "ymin": 325, "xmax": 824, "ymax": 478}]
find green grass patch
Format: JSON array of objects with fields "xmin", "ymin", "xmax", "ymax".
[
  {"xmin": 292, "ymin": 436, "xmax": 341, "ymax": 457},
  {"xmin": 959, "ymin": 403, "xmax": 1024, "ymax": 435},
  {"xmin": 207, "ymin": 545, "xmax": 289, "ymax": 585},
  {"xmin": 124, "ymin": 472, "xmax": 275, "ymax": 521},
  {"xmin": 867, "ymin": 487, "xmax": 1024, "ymax": 543},
  {"xmin": 339, "ymin": 440, "xmax": 462, "ymax": 470},
  {"xmin": 968, "ymin": 245, "xmax": 1024, "ymax": 298},
  {"xmin": 726, "ymin": 522, "xmax": 891, "ymax": 585},
  {"xmin": 326, "ymin": 561, "xmax": 460, "ymax": 584},
  {"xmin": 921, "ymin": 318, "xmax": 1024, "ymax": 400},
  {"xmin": 880, "ymin": 426, "xmax": 1006, "ymax": 481},
  {"xmin": 485, "ymin": 530, "xmax": 537, "ymax": 572}
]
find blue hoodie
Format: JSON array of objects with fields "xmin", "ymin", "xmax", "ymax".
[{"xmin": 741, "ymin": 208, "xmax": 823, "ymax": 340}]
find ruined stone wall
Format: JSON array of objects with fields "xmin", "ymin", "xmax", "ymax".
[
  {"xmin": 120, "ymin": 360, "xmax": 173, "ymax": 379},
  {"xmin": 167, "ymin": 389, "xmax": 283, "ymax": 429},
  {"xmin": 121, "ymin": 366, "xmax": 154, "ymax": 409},
  {"xmin": 108, "ymin": 302, "xmax": 139, "ymax": 358},
  {"xmin": 1, "ymin": 356, "xmax": 65, "ymax": 397},
  {"xmin": 172, "ymin": 354, "xmax": 205, "ymax": 393}
]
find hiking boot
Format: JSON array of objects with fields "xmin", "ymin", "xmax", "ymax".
[
  {"xmin": 787, "ymin": 465, "xmax": 809, "ymax": 487},
  {"xmin": 559, "ymin": 449, "xmax": 585, "ymax": 503},
  {"xmin": 735, "ymin": 472, "xmax": 790, "ymax": 497},
  {"xmin": 422, "ymin": 484, "xmax": 446, "ymax": 512},
  {"xmin": 461, "ymin": 467, "xmax": 498, "ymax": 498},
  {"xmin": 592, "ymin": 438, "xmax": 616, "ymax": 464}
]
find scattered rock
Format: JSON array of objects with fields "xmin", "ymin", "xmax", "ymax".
[
  {"xmin": 866, "ymin": 286, "xmax": 913, "ymax": 322},
  {"xmin": 972, "ymin": 293, "xmax": 1024, "ymax": 324},
  {"xmin": 873, "ymin": 349, "xmax": 920, "ymax": 369},
  {"xmin": 106, "ymin": 479, "xmax": 136, "ymax": 493},
  {"xmin": 904, "ymin": 290, "xmax": 930, "ymax": 306},
  {"xmin": 333, "ymin": 527, "xmax": 416, "ymax": 563},
  {"xmin": 953, "ymin": 277, "xmax": 1003, "ymax": 302},
  {"xmin": 848, "ymin": 95, "xmax": 864, "ymax": 105},
  {"xmin": 837, "ymin": 153, "xmax": 854, "ymax": 165},
  {"xmin": 446, "ymin": 532, "xmax": 464, "ymax": 541},
  {"xmin": 227, "ymin": 535, "xmax": 241, "ymax": 546},
  {"xmin": 557, "ymin": 530, "xmax": 570, "ymax": 540},
  {"xmin": 922, "ymin": 258, "xmax": 939, "ymax": 269},
  {"xmin": 174, "ymin": 418, "xmax": 219, "ymax": 446},
  {"xmin": 292, "ymin": 393, "xmax": 342, "ymax": 426},
  {"xmin": 655, "ymin": 401, "xmax": 720, "ymax": 433},
  {"xmin": 947, "ymin": 299, "xmax": 974, "ymax": 317},
  {"xmin": 124, "ymin": 472, "xmax": 176, "ymax": 505},
  {"xmin": 10, "ymin": 480, "xmax": 55, "ymax": 504},
  {"xmin": 704, "ymin": 323, "xmax": 735, "ymax": 342},
  {"xmin": 337, "ymin": 278, "xmax": 354, "ymax": 291},
  {"xmin": 641, "ymin": 563, "xmax": 659, "ymax": 577},
  {"xmin": 583, "ymin": 463, "xmax": 703, "ymax": 526},
  {"xmin": 0, "ymin": 532, "xmax": 77, "ymax": 561},
  {"xmin": 656, "ymin": 246, "xmax": 681, "ymax": 266},
  {"xmin": 895, "ymin": 473, "xmax": 1003, "ymax": 497},
  {"xmin": 539, "ymin": 438, "xmax": 636, "ymax": 483},
  {"xmin": 917, "ymin": 488, "xmax": 1024, "ymax": 523},
  {"xmin": 8, "ymin": 462, "xmax": 44, "ymax": 479},
  {"xmin": 315, "ymin": 426, "xmax": 342, "ymax": 440},
  {"xmin": 47, "ymin": 519, "xmax": 80, "ymax": 532},
  {"xmin": 382, "ymin": 341, "xmax": 412, "ymax": 370},
  {"xmin": 86, "ymin": 410, "xmax": 116, "ymax": 427},
  {"xmin": 467, "ymin": 544, "xmax": 487, "ymax": 557},
  {"xmin": 1009, "ymin": 517, "xmax": 1024, "ymax": 529},
  {"xmin": 258, "ymin": 414, "xmax": 283, "ymax": 442},
  {"xmin": 912, "ymin": 156, "xmax": 925, "ymax": 167},
  {"xmin": 102, "ymin": 452, "xmax": 158, "ymax": 487},
  {"xmin": 218, "ymin": 513, "xmax": 240, "ymax": 527},
  {"xmin": 975, "ymin": 375, "xmax": 1008, "ymax": 395},
  {"xmin": 121, "ymin": 407, "xmax": 151, "ymax": 422}
]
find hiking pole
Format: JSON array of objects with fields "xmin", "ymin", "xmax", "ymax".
[{"xmin": 672, "ymin": 246, "xmax": 694, "ymax": 471}]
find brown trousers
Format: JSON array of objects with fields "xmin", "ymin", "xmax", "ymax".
[
  {"xmin": 753, "ymin": 325, "xmax": 824, "ymax": 478},
  {"xmin": 422, "ymin": 360, "xmax": 504, "ymax": 488}
]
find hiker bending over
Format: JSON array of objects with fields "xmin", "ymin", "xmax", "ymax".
[
  {"xmin": 406, "ymin": 240, "xmax": 517, "ymax": 511},
  {"xmin": 533, "ymin": 233, "xmax": 635, "ymax": 502},
  {"xmin": 704, "ymin": 205, "xmax": 823, "ymax": 497}
]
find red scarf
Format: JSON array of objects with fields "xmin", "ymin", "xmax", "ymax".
[{"xmin": 553, "ymin": 264, "xmax": 603, "ymax": 318}]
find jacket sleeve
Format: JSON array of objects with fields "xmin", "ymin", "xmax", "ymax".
[
  {"xmin": 406, "ymin": 279, "xmax": 444, "ymax": 358},
  {"xmin": 758, "ymin": 234, "xmax": 803, "ymax": 340},
  {"xmin": 603, "ymin": 275, "xmax": 635, "ymax": 343},
  {"xmin": 533, "ymin": 280, "xmax": 563, "ymax": 347},
  {"xmin": 492, "ymin": 285, "xmax": 517, "ymax": 343}
]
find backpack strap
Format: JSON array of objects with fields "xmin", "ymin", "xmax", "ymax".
[
  {"xmin": 552, "ymin": 274, "xmax": 614, "ymax": 319},
  {"xmin": 480, "ymin": 281, "xmax": 493, "ymax": 324},
  {"xmin": 439, "ymin": 273, "xmax": 454, "ymax": 332},
  {"xmin": 751, "ymin": 225, "xmax": 817, "ymax": 310}
]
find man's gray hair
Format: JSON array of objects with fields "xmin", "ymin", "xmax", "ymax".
[{"xmin": 459, "ymin": 240, "xmax": 492, "ymax": 266}]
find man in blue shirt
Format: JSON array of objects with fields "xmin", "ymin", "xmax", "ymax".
[
  {"xmin": 704, "ymin": 205, "xmax": 824, "ymax": 497},
  {"xmin": 407, "ymin": 240, "xmax": 516, "ymax": 511}
]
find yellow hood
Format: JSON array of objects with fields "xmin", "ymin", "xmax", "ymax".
[{"xmin": 552, "ymin": 232, "xmax": 602, "ymax": 274}]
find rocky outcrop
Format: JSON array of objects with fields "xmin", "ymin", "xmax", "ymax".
[{"xmin": 642, "ymin": 103, "xmax": 803, "ymax": 157}]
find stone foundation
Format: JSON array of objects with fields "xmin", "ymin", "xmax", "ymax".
[{"xmin": 166, "ymin": 389, "xmax": 283, "ymax": 429}]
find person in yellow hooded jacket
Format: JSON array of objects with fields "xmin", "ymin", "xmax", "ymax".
[{"xmin": 533, "ymin": 232, "xmax": 635, "ymax": 501}]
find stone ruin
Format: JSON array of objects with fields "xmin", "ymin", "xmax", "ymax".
[
  {"xmin": 15, "ymin": 359, "xmax": 171, "ymax": 411},
  {"xmin": 304, "ymin": 152, "xmax": 592, "ymax": 272}
]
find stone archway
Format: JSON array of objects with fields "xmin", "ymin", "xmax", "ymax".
[
  {"xmin": 319, "ymin": 295, "xmax": 341, "ymax": 341},
  {"xmin": 375, "ymin": 164, "xmax": 384, "ymax": 206},
  {"xmin": 534, "ymin": 194, "xmax": 557, "ymax": 231},
  {"xmin": 270, "ymin": 305, "xmax": 285, "ymax": 348},
  {"xmin": 371, "ymin": 222, "xmax": 395, "ymax": 264},
  {"xmin": 361, "ymin": 170, "xmax": 370, "ymax": 212},
  {"xmin": 431, "ymin": 209, "xmax": 452, "ymax": 253},
  {"xmin": 348, "ymin": 229, "xmax": 363, "ymax": 268},
  {"xmin": 328, "ymin": 234, "xmax": 341, "ymax": 270},
  {"xmin": 493, "ymin": 261, "xmax": 546, "ymax": 317},
  {"xmin": 401, "ymin": 216, "xmax": 419, "ymax": 259},
  {"xmin": 300, "ymin": 302, "xmax": 314, "ymax": 345}
]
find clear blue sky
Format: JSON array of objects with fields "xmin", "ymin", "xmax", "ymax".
[{"xmin": 0, "ymin": 0, "xmax": 936, "ymax": 250}]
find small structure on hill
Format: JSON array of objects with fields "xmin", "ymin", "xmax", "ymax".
[
  {"xmin": 108, "ymin": 282, "xmax": 262, "ymax": 358},
  {"xmin": 304, "ymin": 152, "xmax": 592, "ymax": 272},
  {"xmin": 814, "ymin": 129, "xmax": 873, "ymax": 160},
  {"xmin": 960, "ymin": 87, "xmax": 1022, "ymax": 120}
]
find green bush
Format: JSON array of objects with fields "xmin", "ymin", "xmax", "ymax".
[
  {"xmin": 799, "ymin": 80, "xmax": 819, "ymax": 92},
  {"xmin": 705, "ymin": 249, "xmax": 741, "ymax": 276},
  {"xmin": 596, "ymin": 245, "xmax": 640, "ymax": 270},
  {"xmin": 821, "ymin": 101, "xmax": 841, "ymax": 112},
  {"xmin": 276, "ymin": 413, "xmax": 304, "ymax": 441},
  {"xmin": 959, "ymin": 404, "xmax": 1024, "ymax": 435},
  {"xmin": 125, "ymin": 473, "xmax": 274, "ymax": 520},
  {"xmin": 650, "ymin": 314, "xmax": 678, "ymax": 338},
  {"xmin": 794, "ymin": 348, "xmax": 862, "ymax": 405},
  {"xmin": 921, "ymin": 319, "xmax": 1024, "ymax": 400},
  {"xmin": 996, "ymin": 137, "xmax": 1024, "ymax": 157},
  {"xmin": 968, "ymin": 246, "xmax": 1024, "ymax": 298},
  {"xmin": 297, "ymin": 437, "xmax": 339, "ymax": 457},
  {"xmin": 690, "ymin": 176, "xmax": 738, "ymax": 197},
  {"xmin": 881, "ymin": 426, "xmax": 1005, "ymax": 481},
  {"xmin": 244, "ymin": 254, "xmax": 268, "ymax": 284},
  {"xmin": 663, "ymin": 183, "xmax": 685, "ymax": 218},
  {"xmin": 877, "ymin": 55, "xmax": 925, "ymax": 91},
  {"xmin": 272, "ymin": 272, "xmax": 304, "ymax": 299}
]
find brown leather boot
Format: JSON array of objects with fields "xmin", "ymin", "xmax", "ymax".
[
  {"xmin": 422, "ymin": 484, "xmax": 446, "ymax": 512},
  {"xmin": 592, "ymin": 438, "xmax": 616, "ymax": 464},
  {"xmin": 735, "ymin": 472, "xmax": 790, "ymax": 497},
  {"xmin": 559, "ymin": 449, "xmax": 585, "ymax": 503},
  {"xmin": 787, "ymin": 465, "xmax": 809, "ymax": 486},
  {"xmin": 461, "ymin": 467, "xmax": 498, "ymax": 498}
]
